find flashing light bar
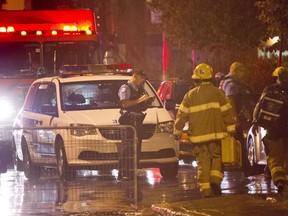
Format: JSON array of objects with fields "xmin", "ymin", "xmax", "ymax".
[
  {"xmin": 0, "ymin": 25, "xmax": 93, "ymax": 36},
  {"xmin": 59, "ymin": 64, "xmax": 133, "ymax": 77}
]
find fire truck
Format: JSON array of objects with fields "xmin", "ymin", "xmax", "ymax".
[{"xmin": 0, "ymin": 9, "xmax": 98, "ymax": 173}]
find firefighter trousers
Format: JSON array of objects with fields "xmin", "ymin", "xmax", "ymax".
[
  {"xmin": 192, "ymin": 140, "xmax": 223, "ymax": 196},
  {"xmin": 263, "ymin": 136, "xmax": 288, "ymax": 185}
]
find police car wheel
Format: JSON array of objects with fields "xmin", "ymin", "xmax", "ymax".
[
  {"xmin": 55, "ymin": 139, "xmax": 76, "ymax": 181},
  {"xmin": 22, "ymin": 139, "xmax": 41, "ymax": 180},
  {"xmin": 160, "ymin": 162, "xmax": 179, "ymax": 179}
]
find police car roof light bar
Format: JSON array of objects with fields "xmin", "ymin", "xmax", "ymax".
[{"xmin": 59, "ymin": 63, "xmax": 133, "ymax": 77}]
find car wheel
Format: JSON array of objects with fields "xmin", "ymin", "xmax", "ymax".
[
  {"xmin": 55, "ymin": 139, "xmax": 76, "ymax": 181},
  {"xmin": 247, "ymin": 136, "xmax": 264, "ymax": 175},
  {"xmin": 22, "ymin": 139, "xmax": 41, "ymax": 180},
  {"xmin": 12, "ymin": 138, "xmax": 23, "ymax": 171},
  {"xmin": 16, "ymin": 154, "xmax": 24, "ymax": 171},
  {"xmin": 160, "ymin": 162, "xmax": 179, "ymax": 179}
]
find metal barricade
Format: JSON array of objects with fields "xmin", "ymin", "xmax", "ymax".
[{"xmin": 0, "ymin": 125, "xmax": 139, "ymax": 214}]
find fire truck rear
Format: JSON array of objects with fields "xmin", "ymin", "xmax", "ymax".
[{"xmin": 0, "ymin": 9, "xmax": 98, "ymax": 173}]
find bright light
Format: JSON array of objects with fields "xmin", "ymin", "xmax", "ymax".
[
  {"xmin": 21, "ymin": 31, "xmax": 27, "ymax": 36},
  {"xmin": 86, "ymin": 30, "xmax": 92, "ymax": 35},
  {"xmin": 0, "ymin": 99, "xmax": 14, "ymax": 121},
  {"xmin": 63, "ymin": 25, "xmax": 78, "ymax": 32},
  {"xmin": 71, "ymin": 25, "xmax": 77, "ymax": 31},
  {"xmin": 7, "ymin": 26, "xmax": 15, "ymax": 32},
  {"xmin": 51, "ymin": 30, "xmax": 57, "ymax": 35},
  {"xmin": 0, "ymin": 27, "xmax": 6, "ymax": 32},
  {"xmin": 192, "ymin": 160, "xmax": 197, "ymax": 168},
  {"xmin": 36, "ymin": 30, "xmax": 42, "ymax": 35},
  {"xmin": 63, "ymin": 25, "xmax": 71, "ymax": 31}
]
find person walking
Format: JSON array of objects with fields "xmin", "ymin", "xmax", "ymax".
[
  {"xmin": 174, "ymin": 63, "xmax": 236, "ymax": 197},
  {"xmin": 118, "ymin": 69, "xmax": 154, "ymax": 180},
  {"xmin": 252, "ymin": 67, "xmax": 288, "ymax": 193},
  {"xmin": 220, "ymin": 62, "xmax": 252, "ymax": 175}
]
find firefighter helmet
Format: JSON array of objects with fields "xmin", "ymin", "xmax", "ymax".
[
  {"xmin": 192, "ymin": 63, "xmax": 213, "ymax": 79},
  {"xmin": 272, "ymin": 66, "xmax": 285, "ymax": 77},
  {"xmin": 277, "ymin": 67, "xmax": 288, "ymax": 83}
]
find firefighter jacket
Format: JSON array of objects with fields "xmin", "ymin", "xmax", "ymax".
[{"xmin": 174, "ymin": 82, "xmax": 236, "ymax": 143}]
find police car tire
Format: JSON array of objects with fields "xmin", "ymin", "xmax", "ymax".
[
  {"xmin": 22, "ymin": 139, "xmax": 41, "ymax": 180},
  {"xmin": 160, "ymin": 161, "xmax": 179, "ymax": 179},
  {"xmin": 55, "ymin": 139, "xmax": 76, "ymax": 181}
]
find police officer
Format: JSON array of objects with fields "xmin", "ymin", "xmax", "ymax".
[
  {"xmin": 118, "ymin": 69, "xmax": 154, "ymax": 180},
  {"xmin": 252, "ymin": 67, "xmax": 288, "ymax": 193},
  {"xmin": 220, "ymin": 62, "xmax": 252, "ymax": 175},
  {"xmin": 174, "ymin": 63, "xmax": 236, "ymax": 197}
]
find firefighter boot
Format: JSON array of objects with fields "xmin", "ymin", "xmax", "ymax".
[
  {"xmin": 210, "ymin": 183, "xmax": 222, "ymax": 196},
  {"xmin": 275, "ymin": 180, "xmax": 286, "ymax": 193}
]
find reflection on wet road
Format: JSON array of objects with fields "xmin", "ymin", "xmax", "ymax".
[{"xmin": 0, "ymin": 162, "xmax": 278, "ymax": 215}]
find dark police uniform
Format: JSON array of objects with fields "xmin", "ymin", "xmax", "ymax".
[{"xmin": 118, "ymin": 81, "xmax": 148, "ymax": 179}]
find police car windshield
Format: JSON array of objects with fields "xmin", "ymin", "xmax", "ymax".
[{"xmin": 61, "ymin": 80, "xmax": 161, "ymax": 111}]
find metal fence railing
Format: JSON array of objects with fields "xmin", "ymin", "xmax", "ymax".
[{"xmin": 0, "ymin": 125, "xmax": 139, "ymax": 213}]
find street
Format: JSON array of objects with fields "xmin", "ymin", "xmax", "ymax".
[{"xmin": 0, "ymin": 161, "xmax": 284, "ymax": 215}]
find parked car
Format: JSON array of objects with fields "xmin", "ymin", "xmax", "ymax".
[
  {"xmin": 157, "ymin": 79, "xmax": 194, "ymax": 119},
  {"xmin": 13, "ymin": 64, "xmax": 179, "ymax": 181},
  {"xmin": 157, "ymin": 79, "xmax": 195, "ymax": 164}
]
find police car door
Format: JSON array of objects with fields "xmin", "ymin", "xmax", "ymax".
[{"xmin": 25, "ymin": 82, "xmax": 57, "ymax": 163}]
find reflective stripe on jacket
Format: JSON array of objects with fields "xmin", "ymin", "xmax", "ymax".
[{"xmin": 174, "ymin": 83, "xmax": 236, "ymax": 143}]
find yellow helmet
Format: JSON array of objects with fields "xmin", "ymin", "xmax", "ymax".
[
  {"xmin": 272, "ymin": 66, "xmax": 285, "ymax": 77},
  {"xmin": 192, "ymin": 63, "xmax": 213, "ymax": 79}
]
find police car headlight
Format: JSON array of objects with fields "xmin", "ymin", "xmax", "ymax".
[
  {"xmin": 0, "ymin": 98, "xmax": 16, "ymax": 123},
  {"xmin": 157, "ymin": 121, "xmax": 174, "ymax": 133},
  {"xmin": 70, "ymin": 124, "xmax": 97, "ymax": 136}
]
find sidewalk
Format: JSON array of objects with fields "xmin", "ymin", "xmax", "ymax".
[{"xmin": 149, "ymin": 193, "xmax": 288, "ymax": 216}]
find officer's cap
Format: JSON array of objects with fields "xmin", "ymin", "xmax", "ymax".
[{"xmin": 133, "ymin": 69, "xmax": 147, "ymax": 79}]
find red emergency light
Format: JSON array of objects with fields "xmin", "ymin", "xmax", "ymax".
[{"xmin": 0, "ymin": 9, "xmax": 97, "ymax": 41}]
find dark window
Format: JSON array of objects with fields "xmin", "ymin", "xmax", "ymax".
[{"xmin": 24, "ymin": 83, "xmax": 39, "ymax": 111}]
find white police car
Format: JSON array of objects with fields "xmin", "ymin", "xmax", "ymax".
[{"xmin": 13, "ymin": 64, "xmax": 179, "ymax": 181}]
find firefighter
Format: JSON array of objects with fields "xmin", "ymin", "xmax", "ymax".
[
  {"xmin": 252, "ymin": 67, "xmax": 288, "ymax": 193},
  {"xmin": 263, "ymin": 66, "xmax": 286, "ymax": 179},
  {"xmin": 174, "ymin": 63, "xmax": 236, "ymax": 197}
]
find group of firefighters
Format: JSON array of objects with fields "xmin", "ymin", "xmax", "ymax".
[
  {"xmin": 117, "ymin": 60, "xmax": 288, "ymax": 197},
  {"xmin": 174, "ymin": 62, "xmax": 288, "ymax": 197}
]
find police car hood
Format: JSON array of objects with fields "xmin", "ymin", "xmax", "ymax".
[{"xmin": 64, "ymin": 108, "xmax": 172, "ymax": 125}]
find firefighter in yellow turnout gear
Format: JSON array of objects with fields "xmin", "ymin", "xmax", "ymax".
[
  {"xmin": 252, "ymin": 66, "xmax": 288, "ymax": 193},
  {"xmin": 174, "ymin": 63, "xmax": 236, "ymax": 197}
]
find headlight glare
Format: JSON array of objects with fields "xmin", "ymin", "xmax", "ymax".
[{"xmin": 0, "ymin": 99, "xmax": 15, "ymax": 122}]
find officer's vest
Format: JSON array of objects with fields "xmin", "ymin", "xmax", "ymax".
[
  {"xmin": 121, "ymin": 83, "xmax": 145, "ymax": 113},
  {"xmin": 221, "ymin": 75, "xmax": 251, "ymax": 113}
]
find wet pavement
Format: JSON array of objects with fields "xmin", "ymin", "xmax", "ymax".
[{"xmin": 0, "ymin": 162, "xmax": 287, "ymax": 215}]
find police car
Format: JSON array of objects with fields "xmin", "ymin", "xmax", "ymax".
[{"xmin": 13, "ymin": 64, "xmax": 179, "ymax": 181}]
